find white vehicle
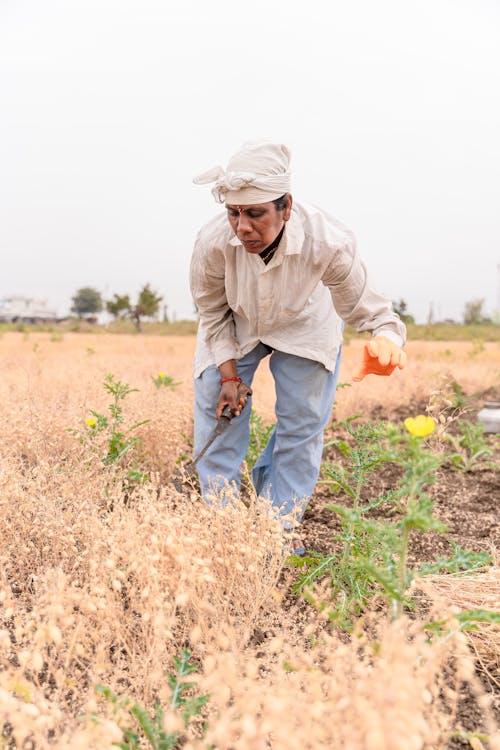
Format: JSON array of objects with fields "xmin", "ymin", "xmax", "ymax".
[{"xmin": 0, "ymin": 296, "xmax": 58, "ymax": 323}]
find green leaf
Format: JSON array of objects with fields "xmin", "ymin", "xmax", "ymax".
[
  {"xmin": 130, "ymin": 703, "xmax": 159, "ymax": 746},
  {"xmin": 420, "ymin": 544, "xmax": 492, "ymax": 575},
  {"xmin": 293, "ymin": 553, "xmax": 338, "ymax": 594},
  {"xmin": 456, "ymin": 608, "xmax": 500, "ymax": 628}
]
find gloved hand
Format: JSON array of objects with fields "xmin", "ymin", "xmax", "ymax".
[{"xmin": 353, "ymin": 336, "xmax": 407, "ymax": 382}]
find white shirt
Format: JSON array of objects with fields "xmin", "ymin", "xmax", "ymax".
[{"xmin": 190, "ymin": 201, "xmax": 406, "ymax": 378}]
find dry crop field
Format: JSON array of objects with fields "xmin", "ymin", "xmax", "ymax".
[{"xmin": 0, "ymin": 331, "xmax": 498, "ymax": 749}]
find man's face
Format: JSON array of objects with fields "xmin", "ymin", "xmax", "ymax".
[{"xmin": 226, "ymin": 198, "xmax": 292, "ymax": 254}]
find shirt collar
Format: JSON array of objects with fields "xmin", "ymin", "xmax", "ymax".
[{"xmin": 228, "ymin": 209, "xmax": 305, "ymax": 254}]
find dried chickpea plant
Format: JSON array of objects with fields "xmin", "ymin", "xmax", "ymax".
[{"xmin": 0, "ymin": 333, "xmax": 498, "ymax": 749}]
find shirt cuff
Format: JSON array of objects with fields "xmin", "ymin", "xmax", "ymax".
[{"xmin": 212, "ymin": 339, "xmax": 240, "ymax": 367}]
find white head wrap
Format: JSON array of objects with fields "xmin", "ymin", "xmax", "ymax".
[{"xmin": 193, "ymin": 140, "xmax": 292, "ymax": 205}]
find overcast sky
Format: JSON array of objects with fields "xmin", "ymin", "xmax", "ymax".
[{"xmin": 1, "ymin": 0, "xmax": 499, "ymax": 323}]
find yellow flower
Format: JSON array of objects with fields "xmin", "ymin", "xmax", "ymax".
[
  {"xmin": 404, "ymin": 415, "xmax": 435, "ymax": 437},
  {"xmin": 85, "ymin": 418, "xmax": 97, "ymax": 428},
  {"xmin": 158, "ymin": 372, "xmax": 166, "ymax": 379}
]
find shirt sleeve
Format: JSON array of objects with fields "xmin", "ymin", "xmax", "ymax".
[
  {"xmin": 189, "ymin": 233, "xmax": 240, "ymax": 366},
  {"xmin": 321, "ymin": 233, "xmax": 407, "ymax": 347}
]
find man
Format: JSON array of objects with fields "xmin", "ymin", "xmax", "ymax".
[{"xmin": 190, "ymin": 141, "xmax": 406, "ymax": 554}]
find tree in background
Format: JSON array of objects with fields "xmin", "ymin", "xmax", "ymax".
[
  {"xmin": 106, "ymin": 294, "xmax": 131, "ymax": 320},
  {"xmin": 392, "ymin": 298, "xmax": 415, "ymax": 324},
  {"xmin": 463, "ymin": 298, "xmax": 485, "ymax": 325},
  {"xmin": 71, "ymin": 287, "xmax": 103, "ymax": 318},
  {"xmin": 130, "ymin": 284, "xmax": 163, "ymax": 332},
  {"xmin": 105, "ymin": 285, "xmax": 163, "ymax": 331}
]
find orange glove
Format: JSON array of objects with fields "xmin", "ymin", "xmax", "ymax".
[{"xmin": 353, "ymin": 335, "xmax": 407, "ymax": 382}]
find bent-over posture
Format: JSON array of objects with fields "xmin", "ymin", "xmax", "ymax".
[{"xmin": 190, "ymin": 141, "xmax": 406, "ymax": 553}]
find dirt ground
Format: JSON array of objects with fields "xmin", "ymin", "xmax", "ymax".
[{"xmin": 305, "ymin": 414, "xmax": 499, "ymax": 564}]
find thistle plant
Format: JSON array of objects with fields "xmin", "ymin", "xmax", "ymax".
[
  {"xmin": 151, "ymin": 372, "xmax": 181, "ymax": 390},
  {"xmin": 425, "ymin": 608, "xmax": 500, "ymax": 638},
  {"xmin": 469, "ymin": 337, "xmax": 486, "ymax": 356},
  {"xmin": 419, "ymin": 542, "xmax": 491, "ymax": 575},
  {"xmin": 388, "ymin": 423, "xmax": 446, "ymax": 617},
  {"xmin": 89, "ymin": 374, "xmax": 149, "ymax": 467},
  {"xmin": 245, "ymin": 409, "xmax": 275, "ymax": 469},
  {"xmin": 94, "ymin": 650, "xmax": 209, "ymax": 749},
  {"xmin": 293, "ymin": 416, "xmax": 454, "ymax": 625},
  {"xmin": 72, "ymin": 373, "xmax": 149, "ymax": 485},
  {"xmin": 443, "ymin": 420, "xmax": 496, "ymax": 472},
  {"xmin": 319, "ymin": 417, "xmax": 400, "ymax": 502}
]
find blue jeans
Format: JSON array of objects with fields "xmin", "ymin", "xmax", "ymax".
[{"xmin": 193, "ymin": 343, "xmax": 342, "ymax": 528}]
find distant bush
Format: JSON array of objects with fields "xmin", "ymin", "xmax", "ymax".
[
  {"xmin": 0, "ymin": 319, "xmax": 199, "ymax": 336},
  {"xmin": 0, "ymin": 319, "xmax": 497, "ymax": 341},
  {"xmin": 104, "ymin": 319, "xmax": 198, "ymax": 335},
  {"xmin": 406, "ymin": 323, "xmax": 500, "ymax": 342}
]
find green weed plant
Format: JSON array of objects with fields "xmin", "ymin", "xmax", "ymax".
[
  {"xmin": 152, "ymin": 372, "xmax": 181, "ymax": 389},
  {"xmin": 70, "ymin": 373, "xmax": 149, "ymax": 486},
  {"xmin": 468, "ymin": 337, "xmax": 486, "ymax": 356},
  {"xmin": 425, "ymin": 609, "xmax": 500, "ymax": 638},
  {"xmin": 419, "ymin": 541, "xmax": 492, "ymax": 574},
  {"xmin": 245, "ymin": 409, "xmax": 275, "ymax": 469},
  {"xmin": 95, "ymin": 650, "xmax": 210, "ymax": 749},
  {"xmin": 443, "ymin": 420, "xmax": 497, "ymax": 472},
  {"xmin": 291, "ymin": 418, "xmax": 466, "ymax": 625}
]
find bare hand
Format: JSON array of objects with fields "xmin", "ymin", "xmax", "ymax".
[{"xmin": 216, "ymin": 381, "xmax": 251, "ymax": 418}]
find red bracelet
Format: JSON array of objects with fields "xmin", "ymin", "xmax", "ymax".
[{"xmin": 220, "ymin": 376, "xmax": 242, "ymax": 386}]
